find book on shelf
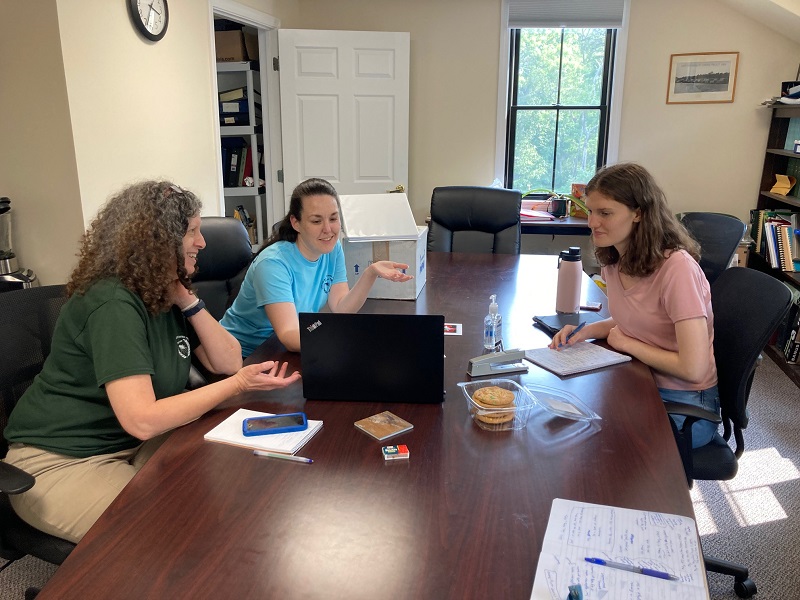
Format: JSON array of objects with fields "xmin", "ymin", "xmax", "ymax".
[
  {"xmin": 219, "ymin": 86, "xmax": 261, "ymax": 102},
  {"xmin": 777, "ymin": 224, "xmax": 797, "ymax": 272},
  {"xmin": 219, "ymin": 98, "xmax": 262, "ymax": 114},
  {"xmin": 220, "ymin": 114, "xmax": 251, "ymax": 126}
]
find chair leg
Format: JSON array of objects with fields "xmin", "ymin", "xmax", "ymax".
[
  {"xmin": 24, "ymin": 588, "xmax": 41, "ymax": 600},
  {"xmin": 704, "ymin": 553, "xmax": 757, "ymax": 598}
]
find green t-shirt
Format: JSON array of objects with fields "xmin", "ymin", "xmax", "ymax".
[{"xmin": 4, "ymin": 278, "xmax": 191, "ymax": 458}]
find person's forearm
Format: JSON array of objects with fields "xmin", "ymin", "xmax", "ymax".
[
  {"xmin": 615, "ymin": 337, "xmax": 707, "ymax": 384},
  {"xmin": 330, "ymin": 268, "xmax": 378, "ymax": 313},
  {"xmin": 276, "ymin": 328, "xmax": 301, "ymax": 352},
  {"xmin": 188, "ymin": 310, "xmax": 242, "ymax": 374},
  {"xmin": 584, "ymin": 318, "xmax": 615, "ymax": 340}
]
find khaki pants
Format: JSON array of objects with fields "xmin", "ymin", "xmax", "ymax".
[{"xmin": 4, "ymin": 433, "xmax": 170, "ymax": 544}]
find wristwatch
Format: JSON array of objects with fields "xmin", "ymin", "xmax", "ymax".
[{"xmin": 182, "ymin": 299, "xmax": 206, "ymax": 318}]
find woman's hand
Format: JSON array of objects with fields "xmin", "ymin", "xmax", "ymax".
[
  {"xmin": 233, "ymin": 361, "xmax": 301, "ymax": 394},
  {"xmin": 370, "ymin": 261, "xmax": 413, "ymax": 282},
  {"xmin": 607, "ymin": 326, "xmax": 633, "ymax": 353},
  {"xmin": 549, "ymin": 324, "xmax": 588, "ymax": 349}
]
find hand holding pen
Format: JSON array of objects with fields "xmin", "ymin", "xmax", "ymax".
[{"xmin": 549, "ymin": 321, "xmax": 587, "ymax": 349}]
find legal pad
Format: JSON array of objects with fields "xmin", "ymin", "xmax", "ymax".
[{"xmin": 299, "ymin": 312, "xmax": 445, "ymax": 403}]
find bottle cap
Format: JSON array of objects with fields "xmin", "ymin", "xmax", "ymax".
[
  {"xmin": 489, "ymin": 294, "xmax": 498, "ymax": 316},
  {"xmin": 559, "ymin": 246, "xmax": 581, "ymax": 262}
]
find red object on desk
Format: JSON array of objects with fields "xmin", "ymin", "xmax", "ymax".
[{"xmin": 520, "ymin": 208, "xmax": 555, "ymax": 221}]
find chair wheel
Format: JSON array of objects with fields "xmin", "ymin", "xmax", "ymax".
[{"xmin": 734, "ymin": 578, "xmax": 757, "ymax": 598}]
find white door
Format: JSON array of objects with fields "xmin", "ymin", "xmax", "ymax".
[{"xmin": 278, "ymin": 29, "xmax": 410, "ymax": 207}]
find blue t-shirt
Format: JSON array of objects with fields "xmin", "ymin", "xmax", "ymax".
[{"xmin": 221, "ymin": 240, "xmax": 348, "ymax": 356}]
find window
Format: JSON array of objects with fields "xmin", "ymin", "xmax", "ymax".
[{"xmin": 504, "ymin": 28, "xmax": 616, "ymax": 194}]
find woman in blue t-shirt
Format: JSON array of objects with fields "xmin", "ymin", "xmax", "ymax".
[{"xmin": 221, "ymin": 178, "xmax": 412, "ymax": 355}]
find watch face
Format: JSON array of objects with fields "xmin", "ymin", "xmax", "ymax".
[{"xmin": 130, "ymin": 0, "xmax": 169, "ymax": 42}]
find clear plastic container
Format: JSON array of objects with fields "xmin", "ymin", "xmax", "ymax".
[
  {"xmin": 458, "ymin": 378, "xmax": 537, "ymax": 431},
  {"xmin": 524, "ymin": 384, "xmax": 600, "ymax": 422}
]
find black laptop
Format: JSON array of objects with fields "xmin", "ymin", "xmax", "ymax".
[{"xmin": 299, "ymin": 312, "xmax": 445, "ymax": 403}]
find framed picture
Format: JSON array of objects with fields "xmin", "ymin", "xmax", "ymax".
[{"xmin": 666, "ymin": 52, "xmax": 739, "ymax": 104}]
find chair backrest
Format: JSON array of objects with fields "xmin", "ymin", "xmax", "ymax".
[
  {"xmin": 427, "ymin": 186, "xmax": 521, "ymax": 254},
  {"xmin": 679, "ymin": 212, "xmax": 745, "ymax": 285},
  {"xmin": 0, "ymin": 285, "xmax": 68, "ymax": 458},
  {"xmin": 711, "ymin": 267, "xmax": 792, "ymax": 455},
  {"xmin": 193, "ymin": 217, "xmax": 254, "ymax": 320}
]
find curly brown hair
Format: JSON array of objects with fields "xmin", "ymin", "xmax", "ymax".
[
  {"xmin": 586, "ymin": 163, "xmax": 699, "ymax": 277},
  {"xmin": 66, "ymin": 181, "xmax": 202, "ymax": 314}
]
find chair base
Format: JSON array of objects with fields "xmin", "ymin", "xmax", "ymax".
[{"xmin": 705, "ymin": 554, "xmax": 757, "ymax": 598}]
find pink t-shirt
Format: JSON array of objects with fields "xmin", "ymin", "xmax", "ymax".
[{"xmin": 602, "ymin": 250, "xmax": 717, "ymax": 391}]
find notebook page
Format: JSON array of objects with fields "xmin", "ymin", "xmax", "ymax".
[
  {"xmin": 204, "ymin": 408, "xmax": 322, "ymax": 454},
  {"xmin": 524, "ymin": 343, "xmax": 631, "ymax": 376},
  {"xmin": 531, "ymin": 498, "xmax": 708, "ymax": 600}
]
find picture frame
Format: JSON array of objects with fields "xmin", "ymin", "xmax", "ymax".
[{"xmin": 666, "ymin": 52, "xmax": 739, "ymax": 104}]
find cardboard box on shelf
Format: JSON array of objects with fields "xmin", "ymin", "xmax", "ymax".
[
  {"xmin": 244, "ymin": 32, "xmax": 259, "ymax": 61},
  {"xmin": 339, "ymin": 193, "xmax": 427, "ymax": 300},
  {"xmin": 215, "ymin": 30, "xmax": 248, "ymax": 62}
]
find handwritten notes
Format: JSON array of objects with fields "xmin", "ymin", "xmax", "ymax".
[
  {"xmin": 531, "ymin": 499, "xmax": 708, "ymax": 600},
  {"xmin": 524, "ymin": 343, "xmax": 631, "ymax": 377}
]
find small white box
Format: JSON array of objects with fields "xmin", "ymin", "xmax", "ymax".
[
  {"xmin": 339, "ymin": 192, "xmax": 426, "ymax": 300},
  {"xmin": 342, "ymin": 227, "xmax": 427, "ymax": 300}
]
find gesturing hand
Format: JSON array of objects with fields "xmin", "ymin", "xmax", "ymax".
[
  {"xmin": 372, "ymin": 261, "xmax": 414, "ymax": 282},
  {"xmin": 234, "ymin": 361, "xmax": 301, "ymax": 393}
]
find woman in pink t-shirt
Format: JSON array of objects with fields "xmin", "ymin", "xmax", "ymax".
[{"xmin": 550, "ymin": 162, "xmax": 719, "ymax": 447}]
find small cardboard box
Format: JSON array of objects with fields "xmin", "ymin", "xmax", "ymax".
[
  {"xmin": 734, "ymin": 241, "xmax": 750, "ymax": 268},
  {"xmin": 342, "ymin": 227, "xmax": 428, "ymax": 300},
  {"xmin": 215, "ymin": 30, "xmax": 248, "ymax": 62},
  {"xmin": 339, "ymin": 193, "xmax": 427, "ymax": 300}
]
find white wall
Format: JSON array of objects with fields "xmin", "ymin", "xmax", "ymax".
[{"xmin": 618, "ymin": 0, "xmax": 800, "ymax": 221}]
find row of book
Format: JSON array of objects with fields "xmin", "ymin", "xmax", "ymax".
[
  {"xmin": 777, "ymin": 286, "xmax": 800, "ymax": 364},
  {"xmin": 218, "ymin": 85, "xmax": 262, "ymax": 128},
  {"xmin": 751, "ymin": 209, "xmax": 800, "ymax": 272},
  {"xmin": 220, "ymin": 138, "xmax": 263, "ymax": 189}
]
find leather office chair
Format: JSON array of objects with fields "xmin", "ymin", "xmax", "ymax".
[
  {"xmin": 193, "ymin": 216, "xmax": 254, "ymax": 321},
  {"xmin": 679, "ymin": 212, "xmax": 745, "ymax": 285},
  {"xmin": 0, "ymin": 285, "xmax": 76, "ymax": 577},
  {"xmin": 427, "ymin": 186, "xmax": 522, "ymax": 254},
  {"xmin": 665, "ymin": 267, "xmax": 792, "ymax": 599}
]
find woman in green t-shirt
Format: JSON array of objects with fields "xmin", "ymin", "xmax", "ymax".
[{"xmin": 3, "ymin": 181, "xmax": 300, "ymax": 543}]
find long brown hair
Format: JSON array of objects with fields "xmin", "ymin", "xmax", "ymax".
[
  {"xmin": 586, "ymin": 163, "xmax": 699, "ymax": 277},
  {"xmin": 67, "ymin": 181, "xmax": 202, "ymax": 314}
]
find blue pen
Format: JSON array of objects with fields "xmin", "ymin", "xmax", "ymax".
[
  {"xmin": 559, "ymin": 321, "xmax": 586, "ymax": 348},
  {"xmin": 584, "ymin": 557, "xmax": 678, "ymax": 581}
]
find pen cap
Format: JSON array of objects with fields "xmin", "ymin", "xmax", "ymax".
[{"xmin": 555, "ymin": 247, "xmax": 582, "ymax": 314}]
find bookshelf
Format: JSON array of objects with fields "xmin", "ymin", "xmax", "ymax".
[
  {"xmin": 751, "ymin": 104, "xmax": 800, "ymax": 387},
  {"xmin": 217, "ymin": 61, "xmax": 265, "ymax": 250}
]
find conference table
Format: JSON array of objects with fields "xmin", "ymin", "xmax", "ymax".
[{"xmin": 37, "ymin": 252, "xmax": 699, "ymax": 600}]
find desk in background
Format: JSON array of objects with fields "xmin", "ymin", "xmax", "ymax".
[
  {"xmin": 37, "ymin": 253, "xmax": 700, "ymax": 600},
  {"xmin": 521, "ymin": 215, "xmax": 590, "ymax": 237}
]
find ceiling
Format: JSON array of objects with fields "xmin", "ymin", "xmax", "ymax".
[{"xmin": 719, "ymin": 0, "xmax": 800, "ymax": 45}]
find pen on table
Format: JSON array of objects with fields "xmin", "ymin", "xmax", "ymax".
[
  {"xmin": 253, "ymin": 450, "xmax": 313, "ymax": 464},
  {"xmin": 584, "ymin": 557, "xmax": 678, "ymax": 581},
  {"xmin": 559, "ymin": 321, "xmax": 586, "ymax": 348}
]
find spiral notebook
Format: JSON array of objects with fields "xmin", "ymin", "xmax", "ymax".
[{"xmin": 524, "ymin": 342, "xmax": 631, "ymax": 376}]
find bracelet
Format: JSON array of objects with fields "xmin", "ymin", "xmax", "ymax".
[{"xmin": 182, "ymin": 298, "xmax": 206, "ymax": 318}]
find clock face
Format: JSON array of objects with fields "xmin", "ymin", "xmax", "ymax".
[{"xmin": 129, "ymin": 0, "xmax": 169, "ymax": 42}]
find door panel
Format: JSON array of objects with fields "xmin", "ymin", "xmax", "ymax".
[{"xmin": 278, "ymin": 29, "xmax": 410, "ymax": 205}]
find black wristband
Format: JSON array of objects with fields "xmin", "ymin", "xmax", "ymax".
[{"xmin": 182, "ymin": 299, "xmax": 206, "ymax": 318}]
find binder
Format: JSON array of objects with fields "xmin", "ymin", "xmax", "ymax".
[{"xmin": 777, "ymin": 224, "xmax": 797, "ymax": 271}]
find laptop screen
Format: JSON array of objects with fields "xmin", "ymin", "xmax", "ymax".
[{"xmin": 299, "ymin": 312, "xmax": 445, "ymax": 403}]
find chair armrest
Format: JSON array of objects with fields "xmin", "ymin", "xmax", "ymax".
[
  {"xmin": 0, "ymin": 460, "xmax": 35, "ymax": 495},
  {"xmin": 186, "ymin": 363, "xmax": 209, "ymax": 390},
  {"xmin": 663, "ymin": 401, "xmax": 721, "ymax": 424}
]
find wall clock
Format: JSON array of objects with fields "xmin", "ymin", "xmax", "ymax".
[{"xmin": 128, "ymin": 0, "xmax": 169, "ymax": 42}]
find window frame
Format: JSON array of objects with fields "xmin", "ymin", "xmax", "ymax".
[{"xmin": 503, "ymin": 27, "xmax": 617, "ymax": 193}]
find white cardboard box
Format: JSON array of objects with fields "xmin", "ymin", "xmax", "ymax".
[
  {"xmin": 338, "ymin": 192, "xmax": 426, "ymax": 300},
  {"xmin": 342, "ymin": 226, "xmax": 428, "ymax": 300}
]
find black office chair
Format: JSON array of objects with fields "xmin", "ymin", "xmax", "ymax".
[
  {"xmin": 665, "ymin": 267, "xmax": 792, "ymax": 599},
  {"xmin": 193, "ymin": 216, "xmax": 254, "ymax": 321},
  {"xmin": 427, "ymin": 186, "xmax": 521, "ymax": 254},
  {"xmin": 0, "ymin": 285, "xmax": 76, "ymax": 576},
  {"xmin": 679, "ymin": 212, "xmax": 745, "ymax": 285}
]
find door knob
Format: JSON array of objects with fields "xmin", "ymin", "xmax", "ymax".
[{"xmin": 386, "ymin": 184, "xmax": 405, "ymax": 193}]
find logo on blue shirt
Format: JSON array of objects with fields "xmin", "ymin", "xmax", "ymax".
[{"xmin": 322, "ymin": 275, "xmax": 333, "ymax": 294}]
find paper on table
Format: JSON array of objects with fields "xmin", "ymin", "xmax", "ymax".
[
  {"xmin": 524, "ymin": 342, "xmax": 631, "ymax": 376},
  {"xmin": 204, "ymin": 408, "xmax": 322, "ymax": 455},
  {"xmin": 521, "ymin": 208, "xmax": 555, "ymax": 221},
  {"xmin": 530, "ymin": 498, "xmax": 708, "ymax": 600},
  {"xmin": 770, "ymin": 174, "xmax": 797, "ymax": 196}
]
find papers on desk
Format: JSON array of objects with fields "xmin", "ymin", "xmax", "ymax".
[
  {"xmin": 521, "ymin": 208, "xmax": 555, "ymax": 221},
  {"xmin": 204, "ymin": 408, "xmax": 322, "ymax": 455},
  {"xmin": 531, "ymin": 498, "xmax": 708, "ymax": 600},
  {"xmin": 525, "ymin": 343, "xmax": 631, "ymax": 376}
]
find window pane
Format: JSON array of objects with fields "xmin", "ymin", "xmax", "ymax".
[
  {"xmin": 516, "ymin": 29, "xmax": 561, "ymax": 107},
  {"xmin": 554, "ymin": 109, "xmax": 600, "ymax": 192},
  {"xmin": 512, "ymin": 109, "xmax": 556, "ymax": 192},
  {"xmin": 559, "ymin": 29, "xmax": 607, "ymax": 106}
]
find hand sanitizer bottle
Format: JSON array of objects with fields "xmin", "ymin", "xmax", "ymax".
[{"xmin": 483, "ymin": 294, "xmax": 503, "ymax": 350}]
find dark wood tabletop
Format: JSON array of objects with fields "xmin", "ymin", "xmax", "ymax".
[{"xmin": 37, "ymin": 252, "xmax": 695, "ymax": 600}]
